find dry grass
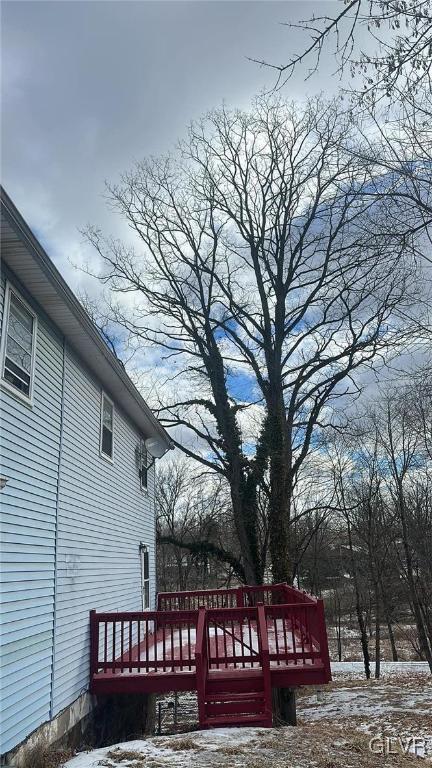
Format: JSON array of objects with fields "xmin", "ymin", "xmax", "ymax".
[
  {"xmin": 103, "ymin": 738, "xmax": 202, "ymax": 767},
  {"xmin": 219, "ymin": 744, "xmax": 247, "ymax": 755},
  {"xmin": 101, "ymin": 761, "xmax": 165, "ymax": 768},
  {"xmin": 161, "ymin": 736, "xmax": 202, "ymax": 751},
  {"xmin": 18, "ymin": 740, "xmax": 73, "ymax": 768},
  {"xmin": 101, "ymin": 749, "xmax": 148, "ymax": 768},
  {"xmin": 240, "ymin": 723, "xmax": 425, "ymax": 767}
]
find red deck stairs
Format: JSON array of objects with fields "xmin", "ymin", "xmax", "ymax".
[
  {"xmin": 90, "ymin": 583, "xmax": 332, "ymax": 730},
  {"xmin": 202, "ymin": 672, "xmax": 271, "ymax": 728},
  {"xmin": 196, "ymin": 604, "xmax": 272, "ymax": 728}
]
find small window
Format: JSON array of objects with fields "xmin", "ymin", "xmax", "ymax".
[
  {"xmin": 1, "ymin": 284, "xmax": 37, "ymax": 402},
  {"xmin": 100, "ymin": 392, "xmax": 114, "ymax": 460},
  {"xmin": 140, "ymin": 544, "xmax": 150, "ymax": 609},
  {"xmin": 139, "ymin": 440, "xmax": 148, "ymax": 491}
]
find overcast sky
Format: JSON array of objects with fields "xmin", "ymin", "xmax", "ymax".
[{"xmin": 2, "ymin": 1, "xmax": 352, "ymax": 292}]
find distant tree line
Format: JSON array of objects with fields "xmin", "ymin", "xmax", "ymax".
[{"xmin": 157, "ymin": 376, "xmax": 432, "ymax": 675}]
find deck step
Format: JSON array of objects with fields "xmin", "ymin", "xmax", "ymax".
[
  {"xmin": 208, "ymin": 668, "xmax": 263, "ymax": 680},
  {"xmin": 203, "ymin": 713, "xmax": 271, "ymax": 728},
  {"xmin": 205, "ymin": 700, "xmax": 265, "ymax": 716},
  {"xmin": 206, "ymin": 669, "xmax": 264, "ymax": 695},
  {"xmin": 205, "ymin": 691, "xmax": 264, "ymax": 702}
]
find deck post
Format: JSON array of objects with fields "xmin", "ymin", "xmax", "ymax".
[
  {"xmin": 257, "ymin": 603, "xmax": 272, "ymax": 725},
  {"xmin": 273, "ymin": 687, "xmax": 297, "ymax": 725},
  {"xmin": 89, "ymin": 609, "xmax": 98, "ymax": 683},
  {"xmin": 317, "ymin": 599, "xmax": 332, "ymax": 682},
  {"xmin": 195, "ymin": 606, "xmax": 207, "ymax": 727},
  {"xmin": 236, "ymin": 586, "xmax": 244, "ymax": 608}
]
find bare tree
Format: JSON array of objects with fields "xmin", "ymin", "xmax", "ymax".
[
  {"xmin": 156, "ymin": 458, "xmax": 242, "ymax": 589},
  {"xmin": 334, "ymin": 386, "xmax": 432, "ymax": 673},
  {"xmin": 254, "ymin": 1, "xmax": 432, "ymax": 104},
  {"xmin": 86, "ymin": 96, "xmax": 419, "ymax": 584},
  {"xmin": 375, "ymin": 390, "xmax": 432, "ymax": 671}
]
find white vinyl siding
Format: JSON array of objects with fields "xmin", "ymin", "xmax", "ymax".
[
  {"xmin": 0, "ymin": 271, "xmax": 64, "ymax": 755},
  {"xmin": 51, "ymin": 345, "xmax": 156, "ymax": 715},
  {"xmin": 0, "ymin": 265, "xmax": 158, "ymax": 753}
]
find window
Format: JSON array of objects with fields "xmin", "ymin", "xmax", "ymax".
[
  {"xmin": 1, "ymin": 284, "xmax": 37, "ymax": 402},
  {"xmin": 100, "ymin": 392, "xmax": 114, "ymax": 460},
  {"xmin": 139, "ymin": 440, "xmax": 148, "ymax": 491},
  {"xmin": 140, "ymin": 544, "xmax": 150, "ymax": 609}
]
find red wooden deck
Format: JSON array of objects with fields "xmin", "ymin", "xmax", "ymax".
[{"xmin": 90, "ymin": 583, "xmax": 331, "ymax": 728}]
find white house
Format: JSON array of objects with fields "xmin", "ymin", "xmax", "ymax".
[{"xmin": 0, "ymin": 187, "xmax": 172, "ymax": 759}]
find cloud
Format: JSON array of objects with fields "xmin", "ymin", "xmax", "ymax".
[{"xmin": 2, "ymin": 1, "xmax": 348, "ymax": 289}]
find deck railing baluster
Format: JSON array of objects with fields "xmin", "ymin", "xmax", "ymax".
[
  {"xmin": 215, "ymin": 619, "xmax": 220, "ymax": 669},
  {"xmin": 222, "ymin": 617, "xmax": 228, "ymax": 668},
  {"xmin": 231, "ymin": 619, "xmax": 236, "ymax": 668},
  {"xmin": 104, "ymin": 621, "xmax": 108, "ymax": 669},
  {"xmin": 299, "ymin": 607, "xmax": 305, "ymax": 662},
  {"xmin": 129, "ymin": 620, "xmax": 133, "ymax": 672},
  {"xmin": 248, "ymin": 616, "xmax": 253, "ymax": 667},
  {"xmin": 187, "ymin": 621, "xmax": 191, "ymax": 670},
  {"xmin": 112, "ymin": 621, "xmax": 116, "ymax": 674},
  {"xmin": 282, "ymin": 610, "xmax": 288, "ymax": 657},
  {"xmin": 120, "ymin": 620, "xmax": 124, "ymax": 673},
  {"xmin": 292, "ymin": 608, "xmax": 297, "ymax": 664},
  {"xmin": 273, "ymin": 616, "xmax": 279, "ymax": 665},
  {"xmin": 241, "ymin": 619, "xmax": 246, "ymax": 669},
  {"xmin": 170, "ymin": 621, "xmax": 174, "ymax": 672},
  {"xmin": 304, "ymin": 606, "xmax": 311, "ymax": 663}
]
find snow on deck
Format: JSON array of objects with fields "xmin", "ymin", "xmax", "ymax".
[{"xmin": 118, "ymin": 619, "xmax": 316, "ymax": 672}]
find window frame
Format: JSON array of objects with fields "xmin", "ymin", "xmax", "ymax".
[
  {"xmin": 139, "ymin": 543, "xmax": 150, "ymax": 610},
  {"xmin": 0, "ymin": 282, "xmax": 38, "ymax": 405},
  {"xmin": 99, "ymin": 391, "xmax": 114, "ymax": 462},
  {"xmin": 139, "ymin": 439, "xmax": 149, "ymax": 492}
]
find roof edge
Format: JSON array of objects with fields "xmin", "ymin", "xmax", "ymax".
[{"xmin": 0, "ymin": 186, "xmax": 173, "ymax": 451}]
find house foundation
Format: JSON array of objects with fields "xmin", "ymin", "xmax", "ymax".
[{"xmin": 1, "ymin": 692, "xmax": 154, "ymax": 767}]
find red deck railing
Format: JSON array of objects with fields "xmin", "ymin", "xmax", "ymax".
[
  {"xmin": 90, "ymin": 609, "xmax": 198, "ymax": 674},
  {"xmin": 90, "ymin": 582, "xmax": 331, "ymax": 716},
  {"xmin": 157, "ymin": 588, "xmax": 240, "ymax": 611},
  {"xmin": 155, "ymin": 582, "xmax": 315, "ymax": 611}
]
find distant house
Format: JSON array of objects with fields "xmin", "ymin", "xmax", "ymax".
[{"xmin": 0, "ymin": 188, "xmax": 172, "ymax": 758}]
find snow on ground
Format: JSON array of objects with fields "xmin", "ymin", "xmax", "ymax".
[
  {"xmin": 65, "ymin": 662, "xmax": 432, "ymax": 768},
  {"xmin": 331, "ymin": 660, "xmax": 431, "ymax": 679}
]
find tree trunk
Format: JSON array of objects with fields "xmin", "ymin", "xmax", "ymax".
[
  {"xmin": 398, "ymin": 491, "xmax": 432, "ymax": 672},
  {"xmin": 375, "ymin": 590, "xmax": 381, "ymax": 679},
  {"xmin": 337, "ymin": 599, "xmax": 343, "ymax": 662},
  {"xmin": 229, "ymin": 463, "xmax": 261, "ymax": 585},
  {"xmin": 387, "ymin": 618, "xmax": 398, "ymax": 662},
  {"xmin": 356, "ymin": 595, "xmax": 371, "ymax": 679},
  {"xmin": 381, "ymin": 589, "xmax": 399, "ymax": 662},
  {"xmin": 267, "ymin": 384, "xmax": 291, "ymax": 583},
  {"xmin": 380, "ymin": 576, "xmax": 398, "ymax": 661},
  {"xmin": 346, "ymin": 514, "xmax": 371, "ymax": 679}
]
